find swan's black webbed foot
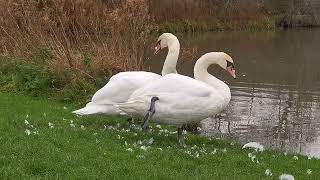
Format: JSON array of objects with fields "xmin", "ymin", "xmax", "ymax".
[
  {"xmin": 141, "ymin": 97, "xmax": 159, "ymax": 131},
  {"xmin": 178, "ymin": 126, "xmax": 186, "ymax": 148}
]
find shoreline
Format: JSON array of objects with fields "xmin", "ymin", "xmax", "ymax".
[{"xmin": 153, "ymin": 15, "xmax": 319, "ymax": 33}]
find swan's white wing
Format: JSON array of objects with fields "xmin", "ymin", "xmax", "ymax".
[
  {"xmin": 131, "ymin": 74, "xmax": 212, "ymax": 98},
  {"xmin": 92, "ymin": 71, "xmax": 160, "ymax": 104},
  {"xmin": 73, "ymin": 71, "xmax": 160, "ymax": 115}
]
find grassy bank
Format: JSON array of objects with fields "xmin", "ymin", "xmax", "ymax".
[
  {"xmin": 0, "ymin": 92, "xmax": 319, "ymax": 179},
  {"xmin": 0, "ymin": 57, "xmax": 102, "ymax": 106}
]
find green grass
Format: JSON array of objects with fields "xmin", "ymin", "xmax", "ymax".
[
  {"xmin": 0, "ymin": 56, "xmax": 104, "ymax": 106},
  {"xmin": 0, "ymin": 92, "xmax": 319, "ymax": 179}
]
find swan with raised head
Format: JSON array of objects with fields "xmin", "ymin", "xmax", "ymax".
[
  {"xmin": 72, "ymin": 33, "xmax": 180, "ymax": 116},
  {"xmin": 116, "ymin": 52, "xmax": 236, "ymax": 146}
]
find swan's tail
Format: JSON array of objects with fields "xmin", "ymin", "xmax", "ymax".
[{"xmin": 72, "ymin": 103, "xmax": 122, "ymax": 116}]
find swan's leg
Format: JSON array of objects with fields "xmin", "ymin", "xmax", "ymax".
[
  {"xmin": 141, "ymin": 97, "xmax": 159, "ymax": 130},
  {"xmin": 127, "ymin": 117, "xmax": 133, "ymax": 128},
  {"xmin": 178, "ymin": 126, "xmax": 186, "ymax": 148}
]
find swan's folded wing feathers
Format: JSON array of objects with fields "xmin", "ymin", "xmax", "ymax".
[
  {"xmin": 109, "ymin": 71, "xmax": 159, "ymax": 82},
  {"xmin": 91, "ymin": 72, "xmax": 160, "ymax": 104},
  {"xmin": 186, "ymin": 88, "xmax": 211, "ymax": 97},
  {"xmin": 131, "ymin": 74, "xmax": 214, "ymax": 98}
]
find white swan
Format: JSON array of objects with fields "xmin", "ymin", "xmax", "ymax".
[
  {"xmin": 72, "ymin": 33, "xmax": 180, "ymax": 116},
  {"xmin": 116, "ymin": 52, "xmax": 236, "ymax": 146}
]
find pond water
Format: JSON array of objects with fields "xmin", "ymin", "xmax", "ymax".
[{"xmin": 146, "ymin": 29, "xmax": 320, "ymax": 158}]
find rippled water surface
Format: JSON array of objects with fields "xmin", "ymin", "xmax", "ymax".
[{"xmin": 147, "ymin": 29, "xmax": 320, "ymax": 157}]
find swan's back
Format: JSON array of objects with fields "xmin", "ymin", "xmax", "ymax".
[
  {"xmin": 130, "ymin": 74, "xmax": 213, "ymax": 98},
  {"xmin": 92, "ymin": 71, "xmax": 161, "ymax": 104},
  {"xmin": 72, "ymin": 71, "xmax": 160, "ymax": 115}
]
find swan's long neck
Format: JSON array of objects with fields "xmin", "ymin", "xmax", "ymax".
[
  {"xmin": 161, "ymin": 40, "xmax": 180, "ymax": 76},
  {"xmin": 194, "ymin": 53, "xmax": 230, "ymax": 97}
]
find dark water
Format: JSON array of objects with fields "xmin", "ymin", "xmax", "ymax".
[{"xmin": 147, "ymin": 29, "xmax": 320, "ymax": 158}]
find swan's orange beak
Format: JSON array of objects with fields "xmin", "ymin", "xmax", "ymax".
[
  {"xmin": 227, "ymin": 66, "xmax": 236, "ymax": 79},
  {"xmin": 154, "ymin": 41, "xmax": 161, "ymax": 55}
]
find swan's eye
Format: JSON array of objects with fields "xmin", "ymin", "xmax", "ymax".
[
  {"xmin": 226, "ymin": 60, "xmax": 234, "ymax": 68},
  {"xmin": 157, "ymin": 40, "xmax": 161, "ymax": 49},
  {"xmin": 154, "ymin": 40, "xmax": 162, "ymax": 54}
]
